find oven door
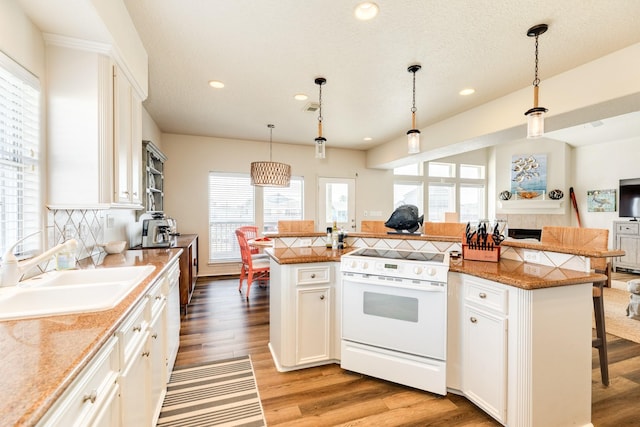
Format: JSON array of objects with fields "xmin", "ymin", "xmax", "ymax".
[{"xmin": 341, "ymin": 272, "xmax": 446, "ymax": 360}]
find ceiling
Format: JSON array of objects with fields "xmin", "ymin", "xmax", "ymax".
[{"xmin": 118, "ymin": 1, "xmax": 639, "ymax": 151}]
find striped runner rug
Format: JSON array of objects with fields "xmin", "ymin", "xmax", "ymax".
[{"xmin": 157, "ymin": 356, "xmax": 266, "ymax": 427}]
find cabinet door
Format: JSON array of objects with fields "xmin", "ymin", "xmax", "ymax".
[
  {"xmin": 119, "ymin": 334, "xmax": 150, "ymax": 427},
  {"xmin": 148, "ymin": 303, "xmax": 167, "ymax": 422},
  {"xmin": 113, "ymin": 64, "xmax": 142, "ymax": 206},
  {"xmin": 88, "ymin": 383, "xmax": 121, "ymax": 427},
  {"xmin": 463, "ymin": 305, "xmax": 507, "ymax": 423},
  {"xmin": 166, "ymin": 270, "xmax": 181, "ymax": 376},
  {"xmin": 296, "ymin": 287, "xmax": 331, "ymax": 364},
  {"xmin": 617, "ymin": 235, "xmax": 640, "ymax": 266}
]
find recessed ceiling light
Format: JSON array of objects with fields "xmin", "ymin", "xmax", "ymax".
[
  {"xmin": 294, "ymin": 93, "xmax": 308, "ymax": 101},
  {"xmin": 354, "ymin": 2, "xmax": 379, "ymax": 20},
  {"xmin": 208, "ymin": 80, "xmax": 225, "ymax": 89},
  {"xmin": 363, "ymin": 137, "xmax": 373, "ymax": 141},
  {"xmin": 459, "ymin": 88, "xmax": 475, "ymax": 96}
]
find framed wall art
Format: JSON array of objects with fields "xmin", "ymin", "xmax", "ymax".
[
  {"xmin": 510, "ymin": 154, "xmax": 547, "ymax": 199},
  {"xmin": 587, "ymin": 189, "xmax": 616, "ymax": 212}
]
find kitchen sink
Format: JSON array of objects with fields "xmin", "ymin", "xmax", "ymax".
[{"xmin": 0, "ymin": 265, "xmax": 155, "ymax": 321}]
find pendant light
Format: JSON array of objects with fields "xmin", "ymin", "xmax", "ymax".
[
  {"xmin": 406, "ymin": 64, "xmax": 421, "ymax": 154},
  {"xmin": 524, "ymin": 23, "xmax": 549, "ymax": 139},
  {"xmin": 314, "ymin": 77, "xmax": 327, "ymax": 159},
  {"xmin": 251, "ymin": 124, "xmax": 291, "ymax": 187}
]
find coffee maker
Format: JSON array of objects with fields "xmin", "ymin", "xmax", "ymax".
[{"xmin": 142, "ymin": 217, "xmax": 171, "ymax": 248}]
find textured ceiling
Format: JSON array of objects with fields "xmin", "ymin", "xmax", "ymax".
[{"xmin": 123, "ymin": 0, "xmax": 640, "ymax": 150}]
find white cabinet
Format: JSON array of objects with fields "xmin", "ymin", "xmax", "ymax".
[
  {"xmin": 37, "ymin": 337, "xmax": 120, "ymax": 427},
  {"xmin": 297, "ymin": 286, "xmax": 331, "ymax": 364},
  {"xmin": 45, "ymin": 39, "xmax": 143, "ymax": 209},
  {"xmin": 613, "ymin": 221, "xmax": 640, "ymax": 272},
  {"xmin": 461, "ymin": 277, "xmax": 508, "ymax": 423},
  {"xmin": 117, "ymin": 299, "xmax": 150, "ymax": 427},
  {"xmin": 115, "ymin": 258, "xmax": 180, "ymax": 426},
  {"xmin": 449, "ymin": 273, "xmax": 593, "ymax": 427},
  {"xmin": 166, "ymin": 261, "xmax": 181, "ymax": 376},
  {"xmin": 113, "ymin": 64, "xmax": 143, "ymax": 207},
  {"xmin": 269, "ymin": 261, "xmax": 340, "ymax": 371}
]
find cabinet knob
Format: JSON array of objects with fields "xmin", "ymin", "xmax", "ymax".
[
  {"xmin": 478, "ymin": 292, "xmax": 487, "ymax": 299},
  {"xmin": 320, "ymin": 294, "xmax": 325, "ymax": 300},
  {"xmin": 311, "ymin": 273, "xmax": 316, "ymax": 278},
  {"xmin": 152, "ymin": 333, "xmax": 158, "ymax": 339},
  {"xmin": 142, "ymin": 351, "xmax": 150, "ymax": 357},
  {"xmin": 470, "ymin": 317, "xmax": 478, "ymax": 323},
  {"xmin": 133, "ymin": 325, "xmax": 142, "ymax": 332},
  {"xmin": 155, "ymin": 295, "xmax": 162, "ymax": 300},
  {"xmin": 83, "ymin": 390, "xmax": 98, "ymax": 404}
]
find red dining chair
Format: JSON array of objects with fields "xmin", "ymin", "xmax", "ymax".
[
  {"xmin": 237, "ymin": 225, "xmax": 269, "ymax": 259},
  {"xmin": 235, "ymin": 229, "xmax": 270, "ymax": 299}
]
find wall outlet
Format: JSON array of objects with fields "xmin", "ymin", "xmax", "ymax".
[{"xmin": 523, "ymin": 250, "xmax": 541, "ymax": 264}]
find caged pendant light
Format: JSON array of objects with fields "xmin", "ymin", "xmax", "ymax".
[
  {"xmin": 406, "ymin": 64, "xmax": 422, "ymax": 154},
  {"xmin": 314, "ymin": 77, "xmax": 327, "ymax": 159},
  {"xmin": 524, "ymin": 24, "xmax": 549, "ymax": 139},
  {"xmin": 251, "ymin": 124, "xmax": 291, "ymax": 187}
]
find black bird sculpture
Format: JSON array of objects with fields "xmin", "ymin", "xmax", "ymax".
[{"xmin": 384, "ymin": 204, "xmax": 424, "ymax": 233}]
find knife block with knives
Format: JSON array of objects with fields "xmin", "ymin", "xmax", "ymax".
[{"xmin": 461, "ymin": 220, "xmax": 504, "ymax": 262}]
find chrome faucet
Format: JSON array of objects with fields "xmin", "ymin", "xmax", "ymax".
[{"xmin": 0, "ymin": 232, "xmax": 78, "ymax": 287}]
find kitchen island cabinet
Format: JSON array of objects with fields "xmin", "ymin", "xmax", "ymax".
[
  {"xmin": 267, "ymin": 248, "xmax": 344, "ymax": 371},
  {"xmin": 447, "ymin": 271, "xmax": 593, "ymax": 427}
]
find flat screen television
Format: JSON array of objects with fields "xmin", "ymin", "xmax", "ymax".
[{"xmin": 619, "ymin": 178, "xmax": 640, "ymax": 220}]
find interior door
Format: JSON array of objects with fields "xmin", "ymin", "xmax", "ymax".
[{"xmin": 318, "ymin": 177, "xmax": 356, "ymax": 232}]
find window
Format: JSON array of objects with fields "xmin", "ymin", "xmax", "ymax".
[
  {"xmin": 426, "ymin": 161, "xmax": 486, "ymax": 222},
  {"xmin": 394, "ymin": 182, "xmax": 423, "ymax": 211},
  {"xmin": 393, "ymin": 163, "xmax": 423, "ymax": 176},
  {"xmin": 208, "ymin": 173, "xmax": 304, "ymax": 262},
  {"xmin": 263, "ymin": 177, "xmax": 303, "ymax": 233},
  {"xmin": 208, "ymin": 173, "xmax": 254, "ymax": 261},
  {"xmin": 0, "ymin": 51, "xmax": 40, "ymax": 259}
]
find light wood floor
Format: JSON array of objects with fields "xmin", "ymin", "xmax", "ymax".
[{"xmin": 176, "ymin": 276, "xmax": 640, "ymax": 426}]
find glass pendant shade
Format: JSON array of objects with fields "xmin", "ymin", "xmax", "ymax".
[
  {"xmin": 315, "ymin": 137, "xmax": 326, "ymax": 159},
  {"xmin": 407, "ymin": 129, "xmax": 420, "ymax": 154},
  {"xmin": 525, "ymin": 108, "xmax": 546, "ymax": 139},
  {"xmin": 250, "ymin": 124, "xmax": 291, "ymax": 187}
]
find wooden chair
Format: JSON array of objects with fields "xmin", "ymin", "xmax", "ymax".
[
  {"xmin": 423, "ymin": 222, "xmax": 467, "ymax": 237},
  {"xmin": 235, "ymin": 229, "xmax": 270, "ymax": 299},
  {"xmin": 277, "ymin": 220, "xmax": 315, "ymax": 233},
  {"xmin": 361, "ymin": 220, "xmax": 393, "ymax": 233},
  {"xmin": 540, "ymin": 226, "xmax": 610, "ymax": 386}
]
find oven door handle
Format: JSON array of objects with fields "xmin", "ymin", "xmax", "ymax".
[{"xmin": 342, "ymin": 273, "xmax": 446, "ymax": 292}]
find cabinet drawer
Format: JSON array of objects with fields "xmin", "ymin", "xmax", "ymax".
[
  {"xmin": 296, "ymin": 266, "xmax": 331, "ymax": 285},
  {"xmin": 38, "ymin": 337, "xmax": 119, "ymax": 427},
  {"xmin": 464, "ymin": 279, "xmax": 508, "ymax": 315},
  {"xmin": 147, "ymin": 278, "xmax": 166, "ymax": 318},
  {"xmin": 617, "ymin": 222, "xmax": 639, "ymax": 235},
  {"xmin": 117, "ymin": 301, "xmax": 147, "ymax": 365}
]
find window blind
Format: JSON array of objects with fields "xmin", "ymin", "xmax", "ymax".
[
  {"xmin": 208, "ymin": 172, "xmax": 255, "ymax": 261},
  {"xmin": 0, "ymin": 51, "xmax": 40, "ymax": 259}
]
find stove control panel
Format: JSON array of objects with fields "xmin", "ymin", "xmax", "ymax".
[{"xmin": 341, "ymin": 250, "xmax": 449, "ymax": 283}]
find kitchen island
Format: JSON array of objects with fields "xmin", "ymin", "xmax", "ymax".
[
  {"xmin": 266, "ymin": 232, "xmax": 616, "ymax": 427},
  {"xmin": 0, "ymin": 248, "xmax": 182, "ymax": 426}
]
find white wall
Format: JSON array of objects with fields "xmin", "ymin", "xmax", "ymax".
[
  {"xmin": 161, "ymin": 133, "xmax": 390, "ymax": 276},
  {"xmin": 572, "ymin": 137, "xmax": 640, "ymax": 246}
]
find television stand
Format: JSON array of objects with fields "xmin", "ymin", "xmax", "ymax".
[{"xmin": 613, "ymin": 221, "xmax": 640, "ymax": 272}]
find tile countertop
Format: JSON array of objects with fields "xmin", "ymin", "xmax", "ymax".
[
  {"xmin": 0, "ymin": 248, "xmax": 182, "ymax": 427},
  {"xmin": 267, "ymin": 247, "xmax": 607, "ymax": 290}
]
